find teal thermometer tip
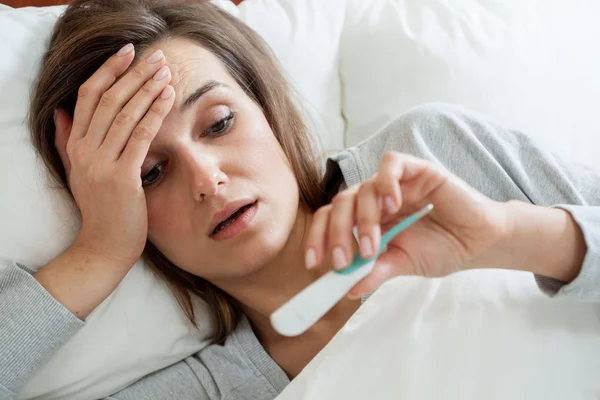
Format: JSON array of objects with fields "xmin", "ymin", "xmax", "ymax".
[{"xmin": 335, "ymin": 203, "xmax": 434, "ymax": 275}]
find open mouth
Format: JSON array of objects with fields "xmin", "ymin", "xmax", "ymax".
[{"xmin": 212, "ymin": 202, "xmax": 254, "ymax": 235}]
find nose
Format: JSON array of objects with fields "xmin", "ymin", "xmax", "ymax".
[{"xmin": 183, "ymin": 151, "xmax": 227, "ymax": 201}]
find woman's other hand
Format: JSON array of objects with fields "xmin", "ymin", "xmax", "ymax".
[{"xmin": 304, "ymin": 151, "xmax": 510, "ymax": 297}]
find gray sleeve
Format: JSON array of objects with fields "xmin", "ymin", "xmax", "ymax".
[
  {"xmin": 0, "ymin": 261, "xmax": 213, "ymax": 400},
  {"xmin": 337, "ymin": 102, "xmax": 600, "ymax": 301},
  {"xmin": 0, "ymin": 261, "xmax": 84, "ymax": 399},
  {"xmin": 105, "ymin": 359, "xmax": 210, "ymax": 400},
  {"xmin": 106, "ymin": 315, "xmax": 286, "ymax": 399},
  {"xmin": 0, "ymin": 261, "xmax": 271, "ymax": 400}
]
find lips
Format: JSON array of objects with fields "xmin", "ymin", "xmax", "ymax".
[{"xmin": 209, "ymin": 199, "xmax": 256, "ymax": 236}]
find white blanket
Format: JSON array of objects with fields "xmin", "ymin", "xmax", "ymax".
[{"xmin": 277, "ymin": 270, "xmax": 600, "ymax": 399}]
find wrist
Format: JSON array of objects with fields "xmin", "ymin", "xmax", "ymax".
[
  {"xmin": 72, "ymin": 231, "xmax": 139, "ymax": 272},
  {"xmin": 481, "ymin": 200, "xmax": 586, "ymax": 282},
  {"xmin": 34, "ymin": 242, "xmax": 136, "ymax": 319}
]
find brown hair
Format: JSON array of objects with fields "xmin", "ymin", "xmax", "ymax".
[{"xmin": 29, "ymin": 0, "xmax": 329, "ymax": 344}]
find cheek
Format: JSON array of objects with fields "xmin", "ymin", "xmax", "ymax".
[
  {"xmin": 242, "ymin": 118, "xmax": 293, "ymax": 174},
  {"xmin": 145, "ymin": 192, "xmax": 189, "ymax": 243}
]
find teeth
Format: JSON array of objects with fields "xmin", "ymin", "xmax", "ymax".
[{"xmin": 216, "ymin": 218, "xmax": 234, "ymax": 232}]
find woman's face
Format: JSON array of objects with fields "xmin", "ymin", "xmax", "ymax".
[{"xmin": 141, "ymin": 38, "xmax": 299, "ymax": 281}]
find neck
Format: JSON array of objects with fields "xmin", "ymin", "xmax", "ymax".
[{"xmin": 214, "ymin": 204, "xmax": 361, "ymax": 378}]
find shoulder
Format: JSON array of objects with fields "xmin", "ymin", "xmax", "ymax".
[
  {"xmin": 354, "ymin": 102, "xmax": 513, "ymax": 158},
  {"xmin": 326, "ymin": 103, "xmax": 467, "ymax": 186},
  {"xmin": 327, "ymin": 102, "xmax": 529, "ymax": 188}
]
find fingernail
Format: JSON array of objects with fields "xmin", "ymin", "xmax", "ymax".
[
  {"xmin": 116, "ymin": 43, "xmax": 134, "ymax": 57},
  {"xmin": 373, "ymin": 225, "xmax": 381, "ymax": 250},
  {"xmin": 305, "ymin": 248, "xmax": 317, "ymax": 269},
  {"xmin": 153, "ymin": 66, "xmax": 169, "ymax": 81},
  {"xmin": 332, "ymin": 246, "xmax": 348, "ymax": 269},
  {"xmin": 146, "ymin": 49, "xmax": 164, "ymax": 64},
  {"xmin": 360, "ymin": 236, "xmax": 373, "ymax": 258},
  {"xmin": 347, "ymin": 292, "xmax": 361, "ymax": 300},
  {"xmin": 160, "ymin": 85, "xmax": 174, "ymax": 100},
  {"xmin": 385, "ymin": 196, "xmax": 396, "ymax": 214}
]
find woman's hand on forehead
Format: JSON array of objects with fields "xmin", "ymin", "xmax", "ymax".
[{"xmin": 55, "ymin": 43, "xmax": 176, "ymax": 267}]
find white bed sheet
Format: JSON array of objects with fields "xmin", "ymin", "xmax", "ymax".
[{"xmin": 277, "ymin": 270, "xmax": 600, "ymax": 399}]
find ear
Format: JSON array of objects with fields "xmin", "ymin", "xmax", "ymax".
[{"xmin": 53, "ymin": 108, "xmax": 73, "ymax": 180}]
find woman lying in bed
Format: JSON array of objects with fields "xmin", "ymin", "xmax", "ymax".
[{"xmin": 1, "ymin": 0, "xmax": 599, "ymax": 398}]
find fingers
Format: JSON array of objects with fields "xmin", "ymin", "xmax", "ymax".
[
  {"xmin": 305, "ymin": 184, "xmax": 378, "ymax": 271},
  {"xmin": 355, "ymin": 181, "xmax": 381, "ymax": 259},
  {"xmin": 69, "ymin": 43, "xmax": 135, "ymax": 144},
  {"xmin": 83, "ymin": 49, "xmax": 167, "ymax": 151},
  {"xmin": 327, "ymin": 189, "xmax": 358, "ymax": 269},
  {"xmin": 374, "ymin": 152, "xmax": 440, "ymax": 214},
  {"xmin": 100, "ymin": 64, "xmax": 172, "ymax": 159},
  {"xmin": 375, "ymin": 152, "xmax": 407, "ymax": 214},
  {"xmin": 304, "ymin": 205, "xmax": 331, "ymax": 270},
  {"xmin": 120, "ymin": 85, "xmax": 175, "ymax": 167},
  {"xmin": 306, "ymin": 151, "xmax": 446, "ymax": 273}
]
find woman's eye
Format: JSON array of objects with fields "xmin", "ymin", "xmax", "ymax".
[
  {"xmin": 204, "ymin": 112, "xmax": 234, "ymax": 137},
  {"xmin": 141, "ymin": 163, "xmax": 165, "ymax": 187}
]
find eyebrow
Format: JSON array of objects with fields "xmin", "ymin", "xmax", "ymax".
[{"xmin": 181, "ymin": 81, "xmax": 230, "ymax": 112}]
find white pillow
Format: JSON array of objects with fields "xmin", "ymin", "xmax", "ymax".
[
  {"xmin": 226, "ymin": 0, "xmax": 346, "ymax": 152},
  {"xmin": 0, "ymin": 1, "xmax": 345, "ymax": 399},
  {"xmin": 340, "ymin": 0, "xmax": 600, "ymax": 168}
]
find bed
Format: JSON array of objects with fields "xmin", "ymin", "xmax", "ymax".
[{"xmin": 2, "ymin": 0, "xmax": 600, "ymax": 399}]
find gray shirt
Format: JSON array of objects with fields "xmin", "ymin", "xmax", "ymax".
[{"xmin": 2, "ymin": 103, "xmax": 600, "ymax": 399}]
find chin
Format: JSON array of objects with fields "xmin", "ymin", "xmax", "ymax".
[
  {"xmin": 235, "ymin": 227, "xmax": 290, "ymax": 276},
  {"xmin": 192, "ymin": 196, "xmax": 298, "ymax": 281},
  {"xmin": 151, "ymin": 227, "xmax": 282, "ymax": 281},
  {"xmin": 196, "ymin": 222, "xmax": 292, "ymax": 281}
]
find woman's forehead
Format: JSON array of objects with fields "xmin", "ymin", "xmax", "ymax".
[
  {"xmin": 142, "ymin": 38, "xmax": 234, "ymax": 93},
  {"xmin": 137, "ymin": 39, "xmax": 241, "ymax": 119}
]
